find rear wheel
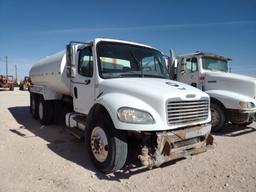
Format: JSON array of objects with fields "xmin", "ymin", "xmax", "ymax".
[
  {"xmin": 86, "ymin": 116, "xmax": 128, "ymax": 173},
  {"xmin": 211, "ymin": 103, "xmax": 226, "ymax": 132},
  {"xmin": 31, "ymin": 94, "xmax": 38, "ymax": 119},
  {"xmin": 38, "ymin": 97, "xmax": 54, "ymax": 125}
]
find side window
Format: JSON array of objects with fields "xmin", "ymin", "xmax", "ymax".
[
  {"xmin": 78, "ymin": 47, "xmax": 93, "ymax": 77},
  {"xmin": 185, "ymin": 57, "xmax": 198, "ymax": 73}
]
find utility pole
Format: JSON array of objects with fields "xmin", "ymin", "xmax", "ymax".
[
  {"xmin": 5, "ymin": 56, "xmax": 8, "ymax": 76},
  {"xmin": 15, "ymin": 64, "xmax": 18, "ymax": 82}
]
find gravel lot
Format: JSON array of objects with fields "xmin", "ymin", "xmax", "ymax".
[{"xmin": 0, "ymin": 89, "xmax": 255, "ymax": 192}]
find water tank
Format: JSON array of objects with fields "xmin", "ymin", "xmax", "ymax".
[{"xmin": 29, "ymin": 50, "xmax": 71, "ymax": 95}]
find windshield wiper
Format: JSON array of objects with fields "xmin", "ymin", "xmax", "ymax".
[
  {"xmin": 117, "ymin": 73, "xmax": 142, "ymax": 78},
  {"xmin": 103, "ymin": 72, "xmax": 142, "ymax": 79},
  {"xmin": 143, "ymin": 74, "xmax": 167, "ymax": 79}
]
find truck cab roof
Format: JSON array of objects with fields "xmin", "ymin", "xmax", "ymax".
[
  {"xmin": 177, "ymin": 51, "xmax": 231, "ymax": 61},
  {"xmin": 93, "ymin": 38, "xmax": 156, "ymax": 49}
]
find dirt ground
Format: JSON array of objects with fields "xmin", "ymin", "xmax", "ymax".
[{"xmin": 0, "ymin": 89, "xmax": 255, "ymax": 192}]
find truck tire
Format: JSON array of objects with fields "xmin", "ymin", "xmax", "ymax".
[
  {"xmin": 38, "ymin": 97, "xmax": 54, "ymax": 125},
  {"xmin": 31, "ymin": 94, "xmax": 39, "ymax": 119},
  {"xmin": 211, "ymin": 103, "xmax": 226, "ymax": 132},
  {"xmin": 85, "ymin": 116, "xmax": 128, "ymax": 173},
  {"xmin": 9, "ymin": 86, "xmax": 14, "ymax": 91}
]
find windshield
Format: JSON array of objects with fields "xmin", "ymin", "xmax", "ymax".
[
  {"xmin": 97, "ymin": 42, "xmax": 169, "ymax": 79},
  {"xmin": 202, "ymin": 57, "xmax": 228, "ymax": 72}
]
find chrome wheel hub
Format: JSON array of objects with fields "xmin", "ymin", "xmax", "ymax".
[{"xmin": 90, "ymin": 126, "xmax": 109, "ymax": 162}]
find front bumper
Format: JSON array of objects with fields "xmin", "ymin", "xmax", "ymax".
[
  {"xmin": 138, "ymin": 123, "xmax": 213, "ymax": 168},
  {"xmin": 238, "ymin": 108, "xmax": 256, "ymax": 114},
  {"xmin": 228, "ymin": 109, "xmax": 256, "ymax": 124}
]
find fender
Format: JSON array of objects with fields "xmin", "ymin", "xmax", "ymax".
[
  {"xmin": 206, "ymin": 89, "xmax": 256, "ymax": 110},
  {"xmin": 94, "ymin": 92, "xmax": 165, "ymax": 131}
]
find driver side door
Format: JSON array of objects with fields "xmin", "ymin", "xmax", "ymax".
[
  {"xmin": 72, "ymin": 46, "xmax": 94, "ymax": 114},
  {"xmin": 178, "ymin": 57, "xmax": 200, "ymax": 88}
]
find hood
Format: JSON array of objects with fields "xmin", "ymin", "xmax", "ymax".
[
  {"xmin": 205, "ymin": 71, "xmax": 256, "ymax": 99},
  {"xmin": 100, "ymin": 78, "xmax": 209, "ymax": 102}
]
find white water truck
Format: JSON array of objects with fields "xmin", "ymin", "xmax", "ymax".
[
  {"xmin": 168, "ymin": 50, "xmax": 256, "ymax": 132},
  {"xmin": 29, "ymin": 38, "xmax": 213, "ymax": 173}
]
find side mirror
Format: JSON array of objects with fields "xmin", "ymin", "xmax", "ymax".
[
  {"xmin": 169, "ymin": 49, "xmax": 175, "ymax": 62},
  {"xmin": 66, "ymin": 44, "xmax": 76, "ymax": 78},
  {"xmin": 66, "ymin": 41, "xmax": 91, "ymax": 78},
  {"xmin": 180, "ymin": 59, "xmax": 186, "ymax": 74}
]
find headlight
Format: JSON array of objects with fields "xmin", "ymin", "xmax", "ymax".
[
  {"xmin": 239, "ymin": 101, "xmax": 256, "ymax": 108},
  {"xmin": 117, "ymin": 107, "xmax": 154, "ymax": 124}
]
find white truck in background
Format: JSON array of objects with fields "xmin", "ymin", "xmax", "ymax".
[
  {"xmin": 168, "ymin": 51, "xmax": 256, "ymax": 132},
  {"xmin": 29, "ymin": 38, "xmax": 213, "ymax": 173}
]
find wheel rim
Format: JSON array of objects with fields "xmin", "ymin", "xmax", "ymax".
[
  {"xmin": 211, "ymin": 107, "xmax": 220, "ymax": 127},
  {"xmin": 38, "ymin": 102, "xmax": 43, "ymax": 120},
  {"xmin": 90, "ymin": 126, "xmax": 109, "ymax": 163}
]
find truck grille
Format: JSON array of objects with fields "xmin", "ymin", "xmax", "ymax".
[{"xmin": 167, "ymin": 99, "xmax": 209, "ymax": 125}]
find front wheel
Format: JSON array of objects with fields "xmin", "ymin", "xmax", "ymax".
[
  {"xmin": 86, "ymin": 116, "xmax": 128, "ymax": 173},
  {"xmin": 211, "ymin": 103, "xmax": 226, "ymax": 132}
]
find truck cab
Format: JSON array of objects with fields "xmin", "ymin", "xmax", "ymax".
[
  {"xmin": 29, "ymin": 39, "xmax": 213, "ymax": 173},
  {"xmin": 171, "ymin": 51, "xmax": 256, "ymax": 131}
]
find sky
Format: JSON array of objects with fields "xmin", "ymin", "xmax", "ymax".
[{"xmin": 0, "ymin": 0, "xmax": 256, "ymax": 80}]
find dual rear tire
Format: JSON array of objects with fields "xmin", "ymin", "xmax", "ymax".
[{"xmin": 30, "ymin": 94, "xmax": 53, "ymax": 125}]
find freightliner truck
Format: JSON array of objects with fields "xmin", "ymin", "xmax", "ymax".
[
  {"xmin": 29, "ymin": 38, "xmax": 213, "ymax": 173},
  {"xmin": 168, "ymin": 51, "xmax": 256, "ymax": 132}
]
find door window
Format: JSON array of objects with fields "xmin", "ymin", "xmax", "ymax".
[
  {"xmin": 78, "ymin": 47, "xmax": 93, "ymax": 77},
  {"xmin": 185, "ymin": 57, "xmax": 198, "ymax": 73}
]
